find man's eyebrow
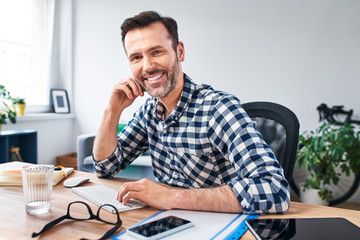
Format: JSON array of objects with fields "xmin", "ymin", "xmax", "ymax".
[{"xmin": 147, "ymin": 45, "xmax": 164, "ymax": 52}]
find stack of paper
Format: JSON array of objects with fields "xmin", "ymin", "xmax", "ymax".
[{"xmin": 0, "ymin": 161, "xmax": 74, "ymax": 186}]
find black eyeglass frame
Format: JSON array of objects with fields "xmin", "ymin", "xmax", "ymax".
[{"xmin": 31, "ymin": 201, "xmax": 122, "ymax": 240}]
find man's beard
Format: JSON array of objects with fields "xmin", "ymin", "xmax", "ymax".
[{"xmin": 137, "ymin": 60, "xmax": 180, "ymax": 98}]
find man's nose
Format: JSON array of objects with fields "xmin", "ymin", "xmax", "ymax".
[{"xmin": 143, "ymin": 56, "xmax": 156, "ymax": 72}]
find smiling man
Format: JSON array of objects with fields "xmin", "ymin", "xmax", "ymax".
[{"xmin": 92, "ymin": 11, "xmax": 290, "ymax": 214}]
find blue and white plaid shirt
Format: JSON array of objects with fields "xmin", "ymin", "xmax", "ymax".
[{"xmin": 94, "ymin": 74, "xmax": 290, "ymax": 214}]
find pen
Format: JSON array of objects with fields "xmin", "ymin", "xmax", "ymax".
[{"xmin": 54, "ymin": 166, "xmax": 64, "ymax": 171}]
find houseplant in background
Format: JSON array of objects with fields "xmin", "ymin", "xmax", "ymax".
[
  {"xmin": 297, "ymin": 121, "xmax": 360, "ymax": 205},
  {"xmin": 13, "ymin": 97, "xmax": 26, "ymax": 116},
  {"xmin": 0, "ymin": 85, "xmax": 17, "ymax": 131}
]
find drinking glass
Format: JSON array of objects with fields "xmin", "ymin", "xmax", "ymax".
[{"xmin": 22, "ymin": 165, "xmax": 54, "ymax": 214}]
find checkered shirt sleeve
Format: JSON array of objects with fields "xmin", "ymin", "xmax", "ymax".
[{"xmin": 94, "ymin": 75, "xmax": 290, "ymax": 214}]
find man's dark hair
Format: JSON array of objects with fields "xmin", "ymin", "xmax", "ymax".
[{"xmin": 121, "ymin": 11, "xmax": 179, "ymax": 51}]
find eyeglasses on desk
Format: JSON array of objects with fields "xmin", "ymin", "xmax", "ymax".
[{"xmin": 32, "ymin": 201, "xmax": 122, "ymax": 240}]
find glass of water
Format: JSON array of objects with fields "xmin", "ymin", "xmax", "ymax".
[{"xmin": 22, "ymin": 165, "xmax": 54, "ymax": 215}]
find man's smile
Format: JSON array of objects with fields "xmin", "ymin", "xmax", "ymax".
[{"xmin": 146, "ymin": 72, "xmax": 164, "ymax": 82}]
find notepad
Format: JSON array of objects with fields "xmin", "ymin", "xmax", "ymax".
[
  {"xmin": 52, "ymin": 167, "xmax": 74, "ymax": 186},
  {"xmin": 0, "ymin": 161, "xmax": 74, "ymax": 186}
]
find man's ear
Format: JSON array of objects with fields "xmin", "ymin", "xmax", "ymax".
[{"xmin": 177, "ymin": 41, "xmax": 185, "ymax": 62}]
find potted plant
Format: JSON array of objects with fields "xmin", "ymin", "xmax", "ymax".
[
  {"xmin": 0, "ymin": 85, "xmax": 17, "ymax": 131},
  {"xmin": 13, "ymin": 97, "xmax": 26, "ymax": 116},
  {"xmin": 297, "ymin": 121, "xmax": 360, "ymax": 204}
]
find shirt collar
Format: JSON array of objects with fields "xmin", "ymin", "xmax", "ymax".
[{"xmin": 154, "ymin": 73, "xmax": 196, "ymax": 124}]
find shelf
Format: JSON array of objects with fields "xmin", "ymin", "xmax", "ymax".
[{"xmin": 0, "ymin": 130, "xmax": 37, "ymax": 164}]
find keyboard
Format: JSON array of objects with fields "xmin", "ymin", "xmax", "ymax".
[{"xmin": 72, "ymin": 185, "xmax": 146, "ymax": 213}]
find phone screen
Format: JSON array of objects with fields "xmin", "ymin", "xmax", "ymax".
[{"xmin": 127, "ymin": 216, "xmax": 192, "ymax": 238}]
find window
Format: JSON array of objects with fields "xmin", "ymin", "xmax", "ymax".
[{"xmin": 0, "ymin": 0, "xmax": 50, "ymax": 111}]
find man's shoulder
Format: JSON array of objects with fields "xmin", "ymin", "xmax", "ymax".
[{"xmin": 193, "ymin": 82, "xmax": 241, "ymax": 105}]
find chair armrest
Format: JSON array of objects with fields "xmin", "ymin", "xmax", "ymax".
[{"xmin": 77, "ymin": 134, "xmax": 96, "ymax": 171}]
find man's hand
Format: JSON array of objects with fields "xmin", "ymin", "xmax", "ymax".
[
  {"xmin": 117, "ymin": 178, "xmax": 175, "ymax": 210},
  {"xmin": 108, "ymin": 78, "xmax": 144, "ymax": 113},
  {"xmin": 93, "ymin": 77, "xmax": 144, "ymax": 161},
  {"xmin": 117, "ymin": 178, "xmax": 243, "ymax": 213}
]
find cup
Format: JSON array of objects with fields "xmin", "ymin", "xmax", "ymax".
[{"xmin": 22, "ymin": 165, "xmax": 54, "ymax": 215}]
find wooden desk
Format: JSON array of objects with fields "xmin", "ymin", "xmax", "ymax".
[{"xmin": 1, "ymin": 171, "xmax": 359, "ymax": 240}]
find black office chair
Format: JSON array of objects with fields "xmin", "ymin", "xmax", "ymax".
[{"xmin": 242, "ymin": 101, "xmax": 300, "ymax": 184}]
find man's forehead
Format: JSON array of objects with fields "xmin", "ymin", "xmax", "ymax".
[{"xmin": 124, "ymin": 22, "xmax": 172, "ymax": 54}]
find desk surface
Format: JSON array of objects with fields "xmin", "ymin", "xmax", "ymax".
[{"xmin": 1, "ymin": 171, "xmax": 359, "ymax": 240}]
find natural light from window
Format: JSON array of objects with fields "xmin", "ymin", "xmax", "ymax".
[{"xmin": 0, "ymin": 0, "xmax": 48, "ymax": 109}]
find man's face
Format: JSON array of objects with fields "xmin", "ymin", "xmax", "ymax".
[{"xmin": 124, "ymin": 22, "xmax": 184, "ymax": 98}]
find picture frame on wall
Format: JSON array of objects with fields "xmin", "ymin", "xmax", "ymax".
[{"xmin": 50, "ymin": 89, "xmax": 70, "ymax": 113}]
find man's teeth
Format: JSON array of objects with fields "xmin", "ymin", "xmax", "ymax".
[{"xmin": 147, "ymin": 73, "xmax": 162, "ymax": 81}]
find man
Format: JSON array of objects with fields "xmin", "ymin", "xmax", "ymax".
[{"xmin": 93, "ymin": 11, "xmax": 290, "ymax": 214}]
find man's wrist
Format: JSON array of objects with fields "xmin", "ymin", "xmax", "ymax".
[
  {"xmin": 104, "ymin": 106, "xmax": 123, "ymax": 117},
  {"xmin": 171, "ymin": 189, "xmax": 185, "ymax": 209},
  {"xmin": 102, "ymin": 108, "xmax": 123, "ymax": 130}
]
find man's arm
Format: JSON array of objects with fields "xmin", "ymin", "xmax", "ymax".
[
  {"xmin": 93, "ymin": 109, "xmax": 121, "ymax": 161},
  {"xmin": 207, "ymin": 97, "xmax": 290, "ymax": 214},
  {"xmin": 117, "ymin": 178, "xmax": 243, "ymax": 213},
  {"xmin": 93, "ymin": 78, "xmax": 144, "ymax": 161}
]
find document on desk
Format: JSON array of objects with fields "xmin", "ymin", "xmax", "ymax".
[{"xmin": 112, "ymin": 209, "xmax": 259, "ymax": 240}]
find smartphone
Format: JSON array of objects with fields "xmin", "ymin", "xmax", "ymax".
[{"xmin": 127, "ymin": 215, "xmax": 193, "ymax": 240}]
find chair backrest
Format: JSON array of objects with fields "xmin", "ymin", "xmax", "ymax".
[{"xmin": 242, "ymin": 101, "xmax": 300, "ymax": 184}]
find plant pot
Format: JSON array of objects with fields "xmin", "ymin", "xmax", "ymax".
[
  {"xmin": 299, "ymin": 182, "xmax": 329, "ymax": 206},
  {"xmin": 17, "ymin": 103, "xmax": 26, "ymax": 116}
]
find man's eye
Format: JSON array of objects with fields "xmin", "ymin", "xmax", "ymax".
[
  {"xmin": 131, "ymin": 56, "xmax": 142, "ymax": 62},
  {"xmin": 153, "ymin": 50, "xmax": 161, "ymax": 55}
]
